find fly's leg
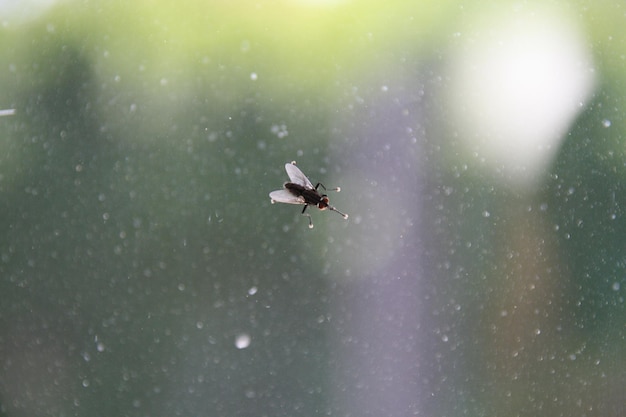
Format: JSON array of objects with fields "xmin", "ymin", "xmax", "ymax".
[
  {"xmin": 315, "ymin": 183, "xmax": 341, "ymax": 192},
  {"xmin": 301, "ymin": 205, "xmax": 314, "ymax": 228}
]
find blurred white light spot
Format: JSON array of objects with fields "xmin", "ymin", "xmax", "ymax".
[
  {"xmin": 250, "ymin": 72, "xmax": 258, "ymax": 81},
  {"xmin": 248, "ymin": 286, "xmax": 258, "ymax": 295},
  {"xmin": 602, "ymin": 119, "xmax": 611, "ymax": 128},
  {"xmin": 447, "ymin": 7, "xmax": 595, "ymax": 188},
  {"xmin": 235, "ymin": 333, "xmax": 251, "ymax": 349},
  {"xmin": 612, "ymin": 282, "xmax": 620, "ymax": 291}
]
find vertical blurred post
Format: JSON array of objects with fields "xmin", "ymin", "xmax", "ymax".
[{"xmin": 329, "ymin": 74, "xmax": 430, "ymax": 416}]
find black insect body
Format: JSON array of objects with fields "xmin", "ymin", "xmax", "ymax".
[{"xmin": 269, "ymin": 161, "xmax": 348, "ymax": 228}]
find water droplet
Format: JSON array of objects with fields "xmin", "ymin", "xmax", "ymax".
[{"xmin": 235, "ymin": 333, "xmax": 251, "ymax": 349}]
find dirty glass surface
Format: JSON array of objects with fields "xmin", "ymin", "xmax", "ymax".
[{"xmin": 0, "ymin": 1, "xmax": 624, "ymax": 416}]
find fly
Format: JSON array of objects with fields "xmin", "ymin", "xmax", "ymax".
[{"xmin": 269, "ymin": 161, "xmax": 348, "ymax": 229}]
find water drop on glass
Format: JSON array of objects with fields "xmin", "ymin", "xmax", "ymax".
[{"xmin": 235, "ymin": 333, "xmax": 251, "ymax": 349}]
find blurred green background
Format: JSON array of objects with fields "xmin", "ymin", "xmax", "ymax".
[{"xmin": 1, "ymin": 0, "xmax": 625, "ymax": 416}]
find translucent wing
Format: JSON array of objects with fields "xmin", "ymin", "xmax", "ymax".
[
  {"xmin": 269, "ymin": 189, "xmax": 305, "ymax": 205},
  {"xmin": 284, "ymin": 162, "xmax": 314, "ymax": 189}
]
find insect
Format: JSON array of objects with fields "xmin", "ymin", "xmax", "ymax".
[{"xmin": 269, "ymin": 161, "xmax": 348, "ymax": 228}]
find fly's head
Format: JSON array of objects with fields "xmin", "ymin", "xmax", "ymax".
[{"xmin": 318, "ymin": 195, "xmax": 330, "ymax": 210}]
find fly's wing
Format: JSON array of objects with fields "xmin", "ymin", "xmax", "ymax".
[
  {"xmin": 285, "ymin": 162, "xmax": 314, "ymax": 189},
  {"xmin": 269, "ymin": 189, "xmax": 305, "ymax": 205}
]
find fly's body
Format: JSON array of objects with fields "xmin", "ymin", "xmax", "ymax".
[{"xmin": 269, "ymin": 161, "xmax": 348, "ymax": 228}]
